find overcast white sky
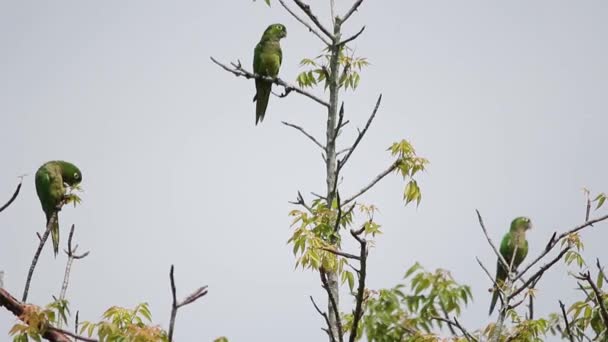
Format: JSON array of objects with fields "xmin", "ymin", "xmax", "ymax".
[{"xmin": 1, "ymin": 1, "xmax": 607, "ymax": 341}]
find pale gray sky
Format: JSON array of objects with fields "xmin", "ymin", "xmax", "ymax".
[{"xmin": 1, "ymin": 1, "xmax": 607, "ymax": 341}]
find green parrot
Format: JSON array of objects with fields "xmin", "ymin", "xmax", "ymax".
[
  {"xmin": 253, "ymin": 23, "xmax": 287, "ymax": 125},
  {"xmin": 35, "ymin": 161, "xmax": 82, "ymax": 257},
  {"xmin": 488, "ymin": 216, "xmax": 532, "ymax": 315}
]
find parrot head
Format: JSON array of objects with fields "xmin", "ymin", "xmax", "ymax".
[
  {"xmin": 263, "ymin": 23, "xmax": 287, "ymax": 40},
  {"xmin": 510, "ymin": 216, "xmax": 532, "ymax": 232},
  {"xmin": 59, "ymin": 161, "xmax": 83, "ymax": 186}
]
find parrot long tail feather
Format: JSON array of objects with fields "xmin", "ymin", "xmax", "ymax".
[
  {"xmin": 255, "ymin": 80, "xmax": 271, "ymax": 125},
  {"xmin": 46, "ymin": 212, "xmax": 60, "ymax": 257},
  {"xmin": 489, "ymin": 290, "xmax": 499, "ymax": 315}
]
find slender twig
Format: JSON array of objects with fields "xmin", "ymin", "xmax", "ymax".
[
  {"xmin": 509, "ymin": 247, "xmax": 570, "ymax": 300},
  {"xmin": 342, "ymin": 161, "xmax": 398, "ymax": 206},
  {"xmin": 320, "ymin": 247, "xmax": 360, "ymax": 260},
  {"xmin": 210, "ymin": 57, "xmax": 330, "ymax": 108},
  {"xmin": 75, "ymin": 310, "xmax": 79, "ymax": 340},
  {"xmin": 49, "ymin": 327, "xmax": 98, "ymax": 342},
  {"xmin": 348, "ymin": 228, "xmax": 367, "ymax": 342},
  {"xmin": 597, "ymin": 258, "xmax": 608, "ymax": 284},
  {"xmin": 277, "ymin": 0, "xmax": 331, "ymax": 45},
  {"xmin": 528, "ymin": 294, "xmax": 534, "ymax": 320},
  {"xmin": 430, "ymin": 316, "xmax": 478, "ymax": 342},
  {"xmin": 332, "ymin": 102, "xmax": 345, "ymax": 145},
  {"xmin": 23, "ymin": 210, "xmax": 60, "ymax": 302},
  {"xmin": 282, "ymin": 121, "xmax": 325, "ymax": 151},
  {"xmin": 292, "ymin": 0, "xmax": 334, "ymax": 40},
  {"xmin": 338, "ymin": 94, "xmax": 382, "ymax": 172},
  {"xmin": 338, "ymin": 26, "xmax": 366, "ymax": 47},
  {"xmin": 0, "ymin": 180, "xmax": 22, "ymax": 213},
  {"xmin": 476, "ymin": 210, "xmax": 510, "ymax": 271},
  {"xmin": 559, "ymin": 300, "xmax": 575, "ymax": 342},
  {"xmin": 341, "ymin": 0, "xmax": 364, "ymax": 23},
  {"xmin": 289, "ymin": 191, "xmax": 313, "ymax": 213},
  {"xmin": 310, "ymin": 296, "xmax": 336, "ymax": 342},
  {"xmin": 575, "ymin": 271, "xmax": 608, "ymax": 330},
  {"xmin": 168, "ymin": 265, "xmax": 208, "ymax": 342},
  {"xmin": 514, "ymin": 213, "xmax": 608, "ymax": 283},
  {"xmin": 58, "ymin": 225, "xmax": 89, "ymax": 328},
  {"xmin": 320, "ymin": 270, "xmax": 343, "ymax": 342}
]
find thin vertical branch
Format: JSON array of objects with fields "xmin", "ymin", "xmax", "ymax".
[
  {"xmin": 23, "ymin": 211, "xmax": 59, "ymax": 302},
  {"xmin": 168, "ymin": 265, "xmax": 208, "ymax": 342},
  {"xmin": 0, "ymin": 180, "xmax": 22, "ymax": 213},
  {"xmin": 559, "ymin": 300, "xmax": 575, "ymax": 342},
  {"xmin": 348, "ymin": 228, "xmax": 367, "ymax": 342},
  {"xmin": 58, "ymin": 225, "xmax": 89, "ymax": 330},
  {"xmin": 576, "ymin": 272, "xmax": 608, "ymax": 330}
]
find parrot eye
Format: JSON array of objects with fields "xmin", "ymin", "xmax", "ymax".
[{"xmin": 74, "ymin": 173, "xmax": 79, "ymax": 179}]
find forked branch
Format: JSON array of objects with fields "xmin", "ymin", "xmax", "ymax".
[{"xmin": 168, "ymin": 265, "xmax": 208, "ymax": 342}]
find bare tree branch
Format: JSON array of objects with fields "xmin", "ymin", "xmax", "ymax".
[
  {"xmin": 342, "ymin": 161, "xmax": 397, "ymax": 206},
  {"xmin": 23, "ymin": 207, "xmax": 62, "ymax": 302},
  {"xmin": 282, "ymin": 121, "xmax": 325, "ymax": 151},
  {"xmin": 210, "ymin": 57, "xmax": 330, "ymax": 108},
  {"xmin": 338, "ymin": 26, "xmax": 366, "ymax": 47},
  {"xmin": 320, "ymin": 270, "xmax": 343, "ymax": 342},
  {"xmin": 341, "ymin": 0, "xmax": 364, "ymax": 23},
  {"xmin": 476, "ymin": 210, "xmax": 510, "ymax": 272},
  {"xmin": 168, "ymin": 265, "xmax": 208, "ymax": 342},
  {"xmin": 0, "ymin": 180, "xmax": 22, "ymax": 213},
  {"xmin": 348, "ymin": 228, "xmax": 367, "ymax": 342},
  {"xmin": 430, "ymin": 316, "xmax": 478, "ymax": 342},
  {"xmin": 57, "ymin": 225, "xmax": 89, "ymax": 329},
  {"xmin": 277, "ymin": 0, "xmax": 331, "ymax": 45},
  {"xmin": 509, "ymin": 247, "xmax": 570, "ymax": 300},
  {"xmin": 338, "ymin": 94, "xmax": 382, "ymax": 172},
  {"xmin": 292, "ymin": 0, "xmax": 334, "ymax": 40},
  {"xmin": 576, "ymin": 271, "xmax": 608, "ymax": 331},
  {"xmin": 559, "ymin": 300, "xmax": 575, "ymax": 342},
  {"xmin": 310, "ymin": 296, "xmax": 336, "ymax": 342},
  {"xmin": 597, "ymin": 258, "xmax": 608, "ymax": 284},
  {"xmin": 289, "ymin": 191, "xmax": 313, "ymax": 213}
]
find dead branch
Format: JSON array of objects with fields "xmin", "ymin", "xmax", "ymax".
[
  {"xmin": 575, "ymin": 271, "xmax": 608, "ymax": 331},
  {"xmin": 23, "ymin": 208, "xmax": 61, "ymax": 302},
  {"xmin": 341, "ymin": 0, "xmax": 365, "ymax": 23},
  {"xmin": 342, "ymin": 161, "xmax": 397, "ymax": 206},
  {"xmin": 282, "ymin": 121, "xmax": 325, "ymax": 151},
  {"xmin": 0, "ymin": 180, "xmax": 22, "ymax": 213},
  {"xmin": 310, "ymin": 296, "xmax": 336, "ymax": 342},
  {"xmin": 292, "ymin": 0, "xmax": 334, "ymax": 40},
  {"xmin": 320, "ymin": 270, "xmax": 343, "ymax": 342},
  {"xmin": 559, "ymin": 300, "xmax": 575, "ymax": 342},
  {"xmin": 277, "ymin": 0, "xmax": 331, "ymax": 45},
  {"xmin": 168, "ymin": 265, "xmax": 208, "ymax": 342},
  {"xmin": 338, "ymin": 94, "xmax": 382, "ymax": 172},
  {"xmin": 348, "ymin": 227, "xmax": 367, "ymax": 342}
]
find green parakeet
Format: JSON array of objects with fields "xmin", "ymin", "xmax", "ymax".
[
  {"xmin": 35, "ymin": 160, "xmax": 82, "ymax": 257},
  {"xmin": 253, "ymin": 23, "xmax": 287, "ymax": 125},
  {"xmin": 489, "ymin": 216, "xmax": 532, "ymax": 315}
]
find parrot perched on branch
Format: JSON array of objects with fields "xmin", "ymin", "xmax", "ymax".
[
  {"xmin": 253, "ymin": 23, "xmax": 287, "ymax": 125},
  {"xmin": 489, "ymin": 216, "xmax": 532, "ymax": 315},
  {"xmin": 35, "ymin": 160, "xmax": 82, "ymax": 257}
]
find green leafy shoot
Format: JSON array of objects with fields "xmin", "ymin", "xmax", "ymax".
[{"xmin": 388, "ymin": 140, "xmax": 429, "ymax": 206}]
